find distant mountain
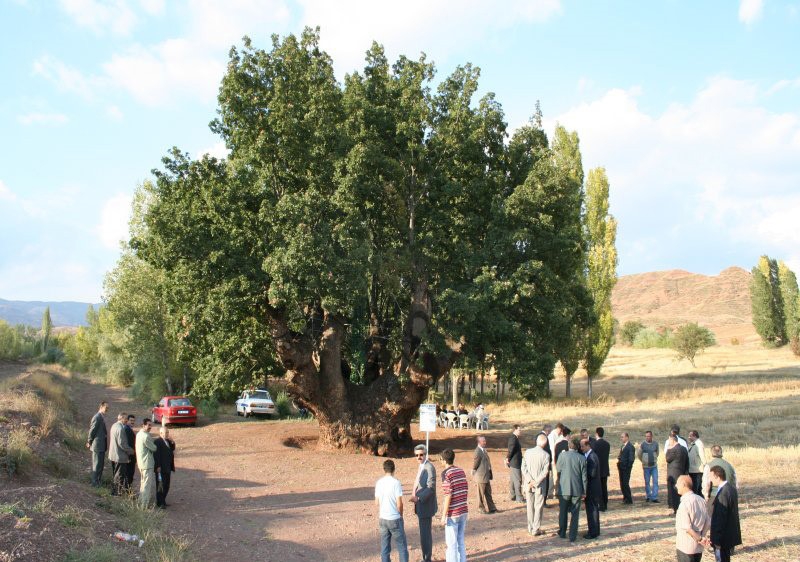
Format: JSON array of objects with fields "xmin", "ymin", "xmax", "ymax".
[
  {"xmin": 611, "ymin": 266, "xmax": 756, "ymax": 344},
  {"xmin": 0, "ymin": 299, "xmax": 98, "ymax": 327}
]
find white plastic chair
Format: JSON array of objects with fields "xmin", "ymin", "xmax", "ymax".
[
  {"xmin": 459, "ymin": 414, "xmax": 470, "ymax": 429},
  {"xmin": 446, "ymin": 413, "xmax": 457, "ymax": 428},
  {"xmin": 438, "ymin": 412, "xmax": 447, "ymax": 427},
  {"xmin": 478, "ymin": 414, "xmax": 490, "ymax": 430}
]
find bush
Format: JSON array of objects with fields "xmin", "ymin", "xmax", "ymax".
[
  {"xmin": 791, "ymin": 336, "xmax": 800, "ymax": 357},
  {"xmin": 633, "ymin": 327, "xmax": 673, "ymax": 349},
  {"xmin": 198, "ymin": 397, "xmax": 219, "ymax": 421},
  {"xmin": 672, "ymin": 323, "xmax": 716, "ymax": 367},
  {"xmin": 42, "ymin": 453, "xmax": 73, "ymax": 478},
  {"xmin": 619, "ymin": 320, "xmax": 646, "ymax": 346},
  {"xmin": 1, "ymin": 428, "xmax": 36, "ymax": 476},
  {"xmin": 62, "ymin": 424, "xmax": 86, "ymax": 451},
  {"xmin": 38, "ymin": 346, "xmax": 65, "ymax": 364},
  {"xmin": 275, "ymin": 391, "xmax": 292, "ymax": 419}
]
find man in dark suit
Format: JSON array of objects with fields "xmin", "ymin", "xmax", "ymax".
[
  {"xmin": 124, "ymin": 414, "xmax": 137, "ymax": 494},
  {"xmin": 506, "ymin": 425, "xmax": 524, "ymax": 503},
  {"xmin": 708, "ymin": 466, "xmax": 741, "ymax": 562},
  {"xmin": 472, "ymin": 435, "xmax": 497, "ymax": 513},
  {"xmin": 618, "ymin": 432, "xmax": 635, "ymax": 504},
  {"xmin": 592, "ymin": 427, "xmax": 611, "ymax": 511},
  {"xmin": 666, "ymin": 434, "xmax": 689, "ymax": 515},
  {"xmin": 410, "ymin": 444, "xmax": 437, "ymax": 562},
  {"xmin": 86, "ymin": 401, "xmax": 109, "ymax": 487},
  {"xmin": 555, "ymin": 438, "xmax": 587, "ymax": 542},
  {"xmin": 153, "ymin": 426, "xmax": 176, "ymax": 508},
  {"xmin": 580, "ymin": 438, "xmax": 601, "ymax": 539},
  {"xmin": 539, "ymin": 424, "xmax": 553, "ymax": 507},
  {"xmin": 580, "ymin": 429, "xmax": 596, "ymax": 447}
]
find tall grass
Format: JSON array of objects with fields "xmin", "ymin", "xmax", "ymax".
[
  {"xmin": 1, "ymin": 427, "xmax": 35, "ymax": 476},
  {"xmin": 107, "ymin": 498, "xmax": 192, "ymax": 561}
]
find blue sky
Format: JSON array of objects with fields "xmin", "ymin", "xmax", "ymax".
[{"xmin": 1, "ymin": 0, "xmax": 799, "ymax": 302}]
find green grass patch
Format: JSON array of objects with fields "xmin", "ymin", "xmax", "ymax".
[
  {"xmin": 57, "ymin": 505, "xmax": 91, "ymax": 528},
  {"xmin": 42, "ymin": 452, "xmax": 74, "ymax": 478},
  {"xmin": 1, "ymin": 427, "xmax": 36, "ymax": 476}
]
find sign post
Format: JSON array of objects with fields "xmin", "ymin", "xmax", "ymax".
[{"xmin": 419, "ymin": 403, "xmax": 437, "ymax": 461}]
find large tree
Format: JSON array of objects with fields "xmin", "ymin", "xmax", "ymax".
[
  {"xmin": 583, "ymin": 167, "xmax": 617, "ymax": 398},
  {"xmin": 778, "ymin": 261, "xmax": 799, "ymax": 343},
  {"xmin": 134, "ymin": 30, "xmax": 592, "ymax": 455}
]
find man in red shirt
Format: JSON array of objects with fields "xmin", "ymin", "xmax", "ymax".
[{"xmin": 440, "ymin": 448, "xmax": 468, "ymax": 562}]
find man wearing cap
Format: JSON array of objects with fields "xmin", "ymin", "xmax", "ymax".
[{"xmin": 410, "ymin": 444, "xmax": 437, "ymax": 562}]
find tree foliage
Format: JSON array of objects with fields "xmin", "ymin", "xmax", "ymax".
[
  {"xmin": 123, "ymin": 29, "xmax": 604, "ymax": 454},
  {"xmin": 583, "ymin": 167, "xmax": 618, "ymax": 398},
  {"xmin": 672, "ymin": 323, "xmax": 715, "ymax": 367},
  {"xmin": 619, "ymin": 320, "xmax": 645, "ymax": 346},
  {"xmin": 750, "ymin": 255, "xmax": 786, "ymax": 346}
]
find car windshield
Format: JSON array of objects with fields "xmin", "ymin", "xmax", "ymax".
[
  {"xmin": 168, "ymin": 398, "xmax": 192, "ymax": 407},
  {"xmin": 251, "ymin": 391, "xmax": 271, "ymax": 400}
]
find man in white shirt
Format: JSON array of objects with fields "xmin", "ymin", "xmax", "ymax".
[
  {"xmin": 375, "ymin": 459, "xmax": 408, "ymax": 562},
  {"xmin": 674, "ymin": 474, "xmax": 710, "ymax": 562},
  {"xmin": 665, "ymin": 424, "xmax": 688, "ymax": 450}
]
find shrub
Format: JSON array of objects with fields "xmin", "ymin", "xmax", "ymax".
[
  {"xmin": 791, "ymin": 336, "xmax": 800, "ymax": 357},
  {"xmin": 42, "ymin": 453, "xmax": 73, "ymax": 478},
  {"xmin": 62, "ymin": 424, "xmax": 85, "ymax": 451},
  {"xmin": 275, "ymin": 391, "xmax": 292, "ymax": 419},
  {"xmin": 57, "ymin": 505, "xmax": 90, "ymax": 528},
  {"xmin": 38, "ymin": 346, "xmax": 65, "ymax": 364},
  {"xmin": 619, "ymin": 320, "xmax": 646, "ymax": 346},
  {"xmin": 633, "ymin": 327, "xmax": 673, "ymax": 349},
  {"xmin": 198, "ymin": 397, "xmax": 219, "ymax": 421},
  {"xmin": 1, "ymin": 428, "xmax": 35, "ymax": 476},
  {"xmin": 672, "ymin": 323, "xmax": 716, "ymax": 367}
]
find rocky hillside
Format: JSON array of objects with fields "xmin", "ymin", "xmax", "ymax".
[{"xmin": 611, "ymin": 266, "xmax": 755, "ymax": 344}]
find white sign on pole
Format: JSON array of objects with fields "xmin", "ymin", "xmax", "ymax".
[{"xmin": 419, "ymin": 403, "xmax": 437, "ymax": 433}]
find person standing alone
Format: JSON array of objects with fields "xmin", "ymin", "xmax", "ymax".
[
  {"xmin": 409, "ymin": 444, "xmax": 436, "ymax": 562},
  {"xmin": 86, "ymin": 401, "xmax": 109, "ymax": 487},
  {"xmin": 638, "ymin": 430, "xmax": 660, "ymax": 502},
  {"xmin": 506, "ymin": 425, "xmax": 524, "ymax": 503},
  {"xmin": 375, "ymin": 459, "xmax": 408, "ymax": 562}
]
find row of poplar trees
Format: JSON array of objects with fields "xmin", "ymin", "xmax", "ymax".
[
  {"xmin": 750, "ymin": 256, "xmax": 800, "ymax": 352},
  {"xmin": 106, "ymin": 29, "xmax": 616, "ymax": 454}
]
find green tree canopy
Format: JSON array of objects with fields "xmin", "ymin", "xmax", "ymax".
[
  {"xmin": 132, "ymin": 29, "xmax": 600, "ymax": 454},
  {"xmin": 672, "ymin": 323, "xmax": 716, "ymax": 367}
]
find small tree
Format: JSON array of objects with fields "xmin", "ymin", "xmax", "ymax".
[
  {"xmin": 619, "ymin": 320, "xmax": 645, "ymax": 346},
  {"xmin": 672, "ymin": 323, "xmax": 715, "ymax": 367},
  {"xmin": 41, "ymin": 306, "xmax": 52, "ymax": 352}
]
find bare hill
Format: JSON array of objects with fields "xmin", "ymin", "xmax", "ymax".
[{"xmin": 611, "ymin": 266, "xmax": 756, "ymax": 343}]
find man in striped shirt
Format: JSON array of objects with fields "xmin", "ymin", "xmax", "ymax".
[{"xmin": 440, "ymin": 448, "xmax": 468, "ymax": 562}]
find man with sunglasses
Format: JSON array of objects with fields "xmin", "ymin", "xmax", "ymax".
[{"xmin": 409, "ymin": 444, "xmax": 437, "ymax": 562}]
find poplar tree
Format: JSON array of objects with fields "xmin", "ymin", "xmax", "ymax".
[
  {"xmin": 583, "ymin": 168, "xmax": 617, "ymax": 399},
  {"xmin": 778, "ymin": 261, "xmax": 799, "ymax": 342},
  {"xmin": 750, "ymin": 255, "xmax": 786, "ymax": 346},
  {"xmin": 41, "ymin": 306, "xmax": 52, "ymax": 351}
]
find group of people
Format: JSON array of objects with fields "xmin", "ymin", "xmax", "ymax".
[
  {"xmin": 374, "ymin": 422, "xmax": 742, "ymax": 562},
  {"xmin": 436, "ymin": 403, "xmax": 487, "ymax": 429},
  {"xmin": 86, "ymin": 400, "xmax": 176, "ymax": 509}
]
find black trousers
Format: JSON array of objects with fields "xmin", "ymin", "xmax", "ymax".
[
  {"xmin": 619, "ymin": 465, "xmax": 632, "ymax": 502},
  {"xmin": 418, "ymin": 516, "xmax": 432, "ymax": 562},
  {"xmin": 111, "ymin": 461, "xmax": 129, "ymax": 495},
  {"xmin": 125, "ymin": 460, "xmax": 136, "ymax": 494},
  {"xmin": 715, "ymin": 546, "xmax": 732, "ymax": 562},
  {"xmin": 600, "ymin": 476, "xmax": 609, "ymax": 509},
  {"xmin": 585, "ymin": 495, "xmax": 600, "ymax": 537},
  {"xmin": 667, "ymin": 475, "xmax": 680, "ymax": 511},
  {"xmin": 156, "ymin": 472, "xmax": 172, "ymax": 507},
  {"xmin": 676, "ymin": 550, "xmax": 702, "ymax": 562},
  {"xmin": 557, "ymin": 496, "xmax": 581, "ymax": 541},
  {"xmin": 690, "ymin": 473, "xmax": 703, "ymax": 497}
]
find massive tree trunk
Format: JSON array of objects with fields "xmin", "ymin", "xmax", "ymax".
[{"xmin": 267, "ymin": 283, "xmax": 459, "ymax": 457}]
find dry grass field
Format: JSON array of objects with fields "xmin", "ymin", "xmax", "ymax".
[{"xmin": 487, "ymin": 343, "xmax": 800, "ymax": 561}]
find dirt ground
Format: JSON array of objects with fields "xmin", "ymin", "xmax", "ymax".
[{"xmin": 4, "ymin": 348, "xmax": 800, "ymax": 562}]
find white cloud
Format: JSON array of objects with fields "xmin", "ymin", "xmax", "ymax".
[
  {"xmin": 96, "ymin": 193, "xmax": 133, "ymax": 249},
  {"xmin": 58, "ymin": 0, "xmax": 138, "ymax": 36},
  {"xmin": 32, "ymin": 55, "xmax": 98, "ymax": 100},
  {"xmin": 17, "ymin": 112, "xmax": 69, "ymax": 125},
  {"xmin": 738, "ymin": 0, "xmax": 764, "ymax": 24},
  {"xmin": 138, "ymin": 0, "xmax": 165, "ymax": 15},
  {"xmin": 106, "ymin": 105, "xmax": 124, "ymax": 120},
  {"xmin": 197, "ymin": 141, "xmax": 229, "ymax": 160},
  {"xmin": 0, "ymin": 180, "xmax": 16, "ymax": 201},
  {"xmin": 551, "ymin": 76, "xmax": 800, "ymax": 273},
  {"xmin": 300, "ymin": 0, "xmax": 562, "ymax": 74}
]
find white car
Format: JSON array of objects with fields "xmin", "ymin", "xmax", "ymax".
[{"xmin": 235, "ymin": 389, "xmax": 277, "ymax": 418}]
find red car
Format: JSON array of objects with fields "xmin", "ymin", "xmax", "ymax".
[{"xmin": 151, "ymin": 396, "xmax": 198, "ymax": 426}]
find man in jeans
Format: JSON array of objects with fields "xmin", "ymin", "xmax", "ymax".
[
  {"xmin": 375, "ymin": 459, "xmax": 408, "ymax": 562},
  {"xmin": 440, "ymin": 448, "xmax": 468, "ymax": 562},
  {"xmin": 638, "ymin": 430, "xmax": 660, "ymax": 502}
]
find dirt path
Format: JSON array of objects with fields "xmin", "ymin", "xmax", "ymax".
[{"xmin": 66, "ymin": 373, "xmax": 798, "ymax": 562}]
